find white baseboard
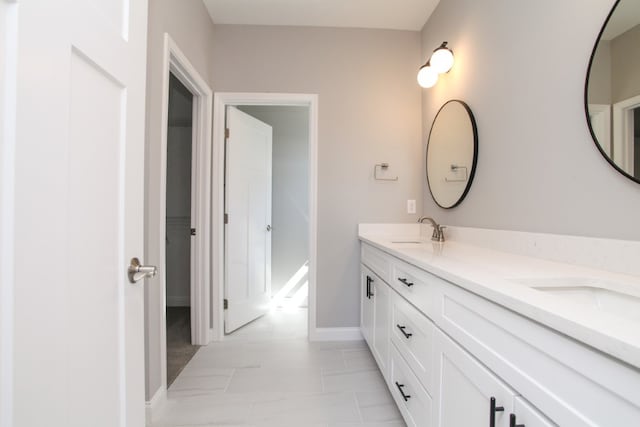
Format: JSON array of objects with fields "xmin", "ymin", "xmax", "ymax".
[
  {"xmin": 309, "ymin": 327, "xmax": 363, "ymax": 341},
  {"xmin": 145, "ymin": 387, "xmax": 166, "ymax": 426},
  {"xmin": 166, "ymin": 296, "xmax": 190, "ymax": 307}
]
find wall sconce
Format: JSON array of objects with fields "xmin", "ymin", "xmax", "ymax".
[{"xmin": 417, "ymin": 41, "xmax": 454, "ymax": 88}]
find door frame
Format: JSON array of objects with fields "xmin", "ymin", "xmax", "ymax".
[
  {"xmin": 0, "ymin": 2, "xmax": 18, "ymax": 426},
  {"xmin": 212, "ymin": 92, "xmax": 318, "ymax": 341},
  {"xmin": 613, "ymin": 93, "xmax": 640, "ymax": 176},
  {"xmin": 158, "ymin": 34, "xmax": 212, "ymax": 392}
]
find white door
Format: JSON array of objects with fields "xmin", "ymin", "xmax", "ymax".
[
  {"xmin": 11, "ymin": 1, "xmax": 148, "ymax": 426},
  {"xmin": 225, "ymin": 106, "xmax": 272, "ymax": 333}
]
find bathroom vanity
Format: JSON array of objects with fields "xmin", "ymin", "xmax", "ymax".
[{"xmin": 359, "ymin": 224, "xmax": 640, "ymax": 427}]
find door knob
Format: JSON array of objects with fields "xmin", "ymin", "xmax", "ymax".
[
  {"xmin": 266, "ymin": 225, "xmax": 272, "ymax": 231},
  {"xmin": 128, "ymin": 257, "xmax": 157, "ymax": 284}
]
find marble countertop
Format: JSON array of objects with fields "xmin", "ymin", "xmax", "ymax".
[{"xmin": 358, "ymin": 224, "xmax": 640, "ymax": 369}]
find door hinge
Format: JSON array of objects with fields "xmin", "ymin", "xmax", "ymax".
[
  {"xmin": 190, "ymin": 228, "xmax": 196, "ymax": 236},
  {"xmin": 225, "ymin": 128, "xmax": 229, "ymax": 139},
  {"xmin": 224, "ymin": 299, "xmax": 228, "ymax": 310},
  {"xmin": 224, "ymin": 213, "xmax": 229, "ymax": 224}
]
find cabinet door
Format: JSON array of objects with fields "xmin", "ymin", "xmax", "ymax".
[
  {"xmin": 372, "ymin": 278, "xmax": 390, "ymax": 373},
  {"xmin": 361, "ymin": 265, "xmax": 375, "ymax": 346},
  {"xmin": 512, "ymin": 397, "xmax": 556, "ymax": 427},
  {"xmin": 434, "ymin": 329, "xmax": 516, "ymax": 427}
]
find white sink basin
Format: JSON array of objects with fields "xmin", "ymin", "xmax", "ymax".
[{"xmin": 511, "ymin": 277, "xmax": 640, "ymax": 323}]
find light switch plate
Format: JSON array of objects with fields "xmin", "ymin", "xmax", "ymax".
[{"xmin": 407, "ymin": 199, "xmax": 416, "ymax": 214}]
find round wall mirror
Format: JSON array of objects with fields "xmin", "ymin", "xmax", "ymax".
[
  {"xmin": 426, "ymin": 100, "xmax": 478, "ymax": 209},
  {"xmin": 586, "ymin": 0, "xmax": 640, "ymax": 184}
]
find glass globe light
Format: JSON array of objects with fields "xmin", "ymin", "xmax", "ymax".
[
  {"xmin": 430, "ymin": 42, "xmax": 454, "ymax": 74},
  {"xmin": 417, "ymin": 63, "xmax": 438, "ymax": 88}
]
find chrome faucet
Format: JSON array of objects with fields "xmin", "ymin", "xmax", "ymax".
[{"xmin": 418, "ymin": 216, "xmax": 446, "ymax": 242}]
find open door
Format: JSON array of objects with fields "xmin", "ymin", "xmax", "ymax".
[
  {"xmin": 224, "ymin": 106, "xmax": 272, "ymax": 333},
  {"xmin": 11, "ymin": 1, "xmax": 149, "ymax": 426}
]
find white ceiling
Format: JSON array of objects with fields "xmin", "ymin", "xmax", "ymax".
[{"xmin": 202, "ymin": 0, "xmax": 440, "ymax": 31}]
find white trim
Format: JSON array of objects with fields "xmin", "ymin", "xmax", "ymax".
[
  {"xmin": 166, "ymin": 296, "xmax": 190, "ymax": 307},
  {"xmin": 144, "ymin": 387, "xmax": 167, "ymax": 426},
  {"xmin": 0, "ymin": 3, "xmax": 17, "ymax": 426},
  {"xmin": 212, "ymin": 92, "xmax": 319, "ymax": 341},
  {"xmin": 310, "ymin": 327, "xmax": 364, "ymax": 341},
  {"xmin": 613, "ymin": 94, "xmax": 640, "ymax": 175},
  {"xmin": 157, "ymin": 34, "xmax": 213, "ymax": 397}
]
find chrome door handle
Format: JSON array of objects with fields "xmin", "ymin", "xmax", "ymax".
[{"xmin": 128, "ymin": 257, "xmax": 157, "ymax": 284}]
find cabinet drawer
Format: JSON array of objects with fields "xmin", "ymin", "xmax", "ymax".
[
  {"xmin": 391, "ymin": 291, "xmax": 434, "ymax": 393},
  {"xmin": 389, "ymin": 343, "xmax": 433, "ymax": 427},
  {"xmin": 438, "ymin": 284, "xmax": 640, "ymax": 426},
  {"xmin": 390, "ymin": 258, "xmax": 438, "ymax": 318},
  {"xmin": 361, "ymin": 243, "xmax": 391, "ymax": 284}
]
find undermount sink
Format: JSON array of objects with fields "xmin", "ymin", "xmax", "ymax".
[
  {"xmin": 511, "ymin": 277, "xmax": 640, "ymax": 323},
  {"xmin": 390, "ymin": 240, "xmax": 424, "ymax": 244}
]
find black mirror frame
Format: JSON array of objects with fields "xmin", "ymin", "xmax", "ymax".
[
  {"xmin": 584, "ymin": 0, "xmax": 640, "ymax": 185},
  {"xmin": 426, "ymin": 99, "xmax": 479, "ymax": 209}
]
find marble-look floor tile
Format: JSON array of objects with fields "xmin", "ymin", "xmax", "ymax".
[
  {"xmin": 329, "ymin": 422, "xmax": 406, "ymax": 427},
  {"xmin": 150, "ymin": 309, "xmax": 402, "ymax": 427},
  {"xmin": 322, "ymin": 366, "xmax": 388, "ymax": 393},
  {"xmin": 153, "ymin": 395, "xmax": 252, "ymax": 426},
  {"xmin": 167, "ymin": 369, "xmax": 232, "ymax": 398},
  {"xmin": 356, "ymin": 390, "xmax": 404, "ymax": 423},
  {"xmin": 227, "ymin": 366, "xmax": 324, "ymax": 393},
  {"xmin": 250, "ymin": 392, "xmax": 360, "ymax": 425},
  {"xmin": 343, "ymin": 349, "xmax": 378, "ymax": 369}
]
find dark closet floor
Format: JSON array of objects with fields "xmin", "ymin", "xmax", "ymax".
[{"xmin": 166, "ymin": 307, "xmax": 200, "ymax": 386}]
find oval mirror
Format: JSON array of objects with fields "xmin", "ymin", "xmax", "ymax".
[
  {"xmin": 426, "ymin": 100, "xmax": 478, "ymax": 209},
  {"xmin": 586, "ymin": 0, "xmax": 640, "ymax": 184}
]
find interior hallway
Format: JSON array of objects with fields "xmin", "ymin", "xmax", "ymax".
[{"xmin": 150, "ymin": 308, "xmax": 405, "ymax": 426}]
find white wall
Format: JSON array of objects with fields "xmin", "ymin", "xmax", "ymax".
[
  {"xmin": 211, "ymin": 25, "xmax": 423, "ymax": 328},
  {"xmin": 420, "ymin": 0, "xmax": 640, "ymax": 241},
  {"xmin": 145, "ymin": 0, "xmax": 215, "ymax": 401},
  {"xmin": 239, "ymin": 106, "xmax": 310, "ymax": 299}
]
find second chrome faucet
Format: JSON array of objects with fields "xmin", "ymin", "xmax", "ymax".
[{"xmin": 418, "ymin": 216, "xmax": 446, "ymax": 242}]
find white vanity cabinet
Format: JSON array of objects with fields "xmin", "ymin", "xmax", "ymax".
[{"xmin": 360, "ymin": 241, "xmax": 640, "ymax": 427}]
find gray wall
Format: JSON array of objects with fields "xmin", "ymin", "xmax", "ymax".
[
  {"xmin": 145, "ymin": 0, "xmax": 215, "ymax": 401},
  {"xmin": 611, "ymin": 24, "xmax": 640, "ymax": 103},
  {"xmin": 588, "ymin": 40, "xmax": 611, "ymax": 105},
  {"xmin": 420, "ymin": 0, "xmax": 640, "ymax": 240},
  {"xmin": 211, "ymin": 25, "xmax": 423, "ymax": 327},
  {"xmin": 239, "ymin": 106, "xmax": 310, "ymax": 299}
]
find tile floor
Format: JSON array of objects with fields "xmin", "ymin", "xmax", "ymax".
[{"xmin": 150, "ymin": 308, "xmax": 405, "ymax": 427}]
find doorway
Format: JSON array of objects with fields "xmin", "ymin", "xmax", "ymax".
[
  {"xmin": 237, "ymin": 106, "xmax": 310, "ymax": 311},
  {"xmin": 212, "ymin": 93, "xmax": 319, "ymax": 341},
  {"xmin": 165, "ymin": 73, "xmax": 198, "ymax": 385},
  {"xmin": 156, "ymin": 34, "xmax": 213, "ymax": 399},
  {"xmin": 223, "ymin": 105, "xmax": 311, "ymax": 336}
]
